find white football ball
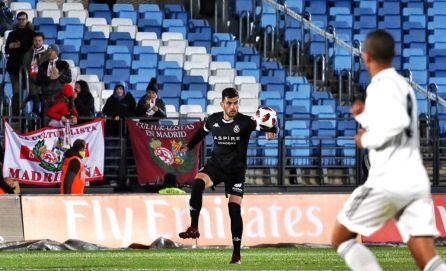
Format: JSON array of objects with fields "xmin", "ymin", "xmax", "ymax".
[{"xmin": 255, "ymin": 107, "xmax": 277, "ymax": 129}]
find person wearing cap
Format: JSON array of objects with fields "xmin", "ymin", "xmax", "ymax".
[
  {"xmin": 5, "ymin": 11, "xmax": 34, "ymax": 116},
  {"xmin": 136, "ymin": 83, "xmax": 166, "ymax": 123},
  {"xmin": 36, "ymin": 43, "xmax": 72, "ymax": 121},
  {"xmin": 46, "ymin": 84, "xmax": 78, "ymax": 127},
  {"xmin": 60, "ymin": 139, "xmax": 87, "ymax": 195},
  {"xmin": 102, "ymin": 81, "xmax": 136, "ymax": 136}
]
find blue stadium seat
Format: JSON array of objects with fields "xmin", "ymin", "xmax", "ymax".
[
  {"xmin": 138, "ymin": 4, "xmax": 160, "ymax": 13},
  {"xmin": 306, "ymin": 0, "xmax": 326, "ymax": 15},
  {"xmin": 379, "ymin": 16, "xmax": 401, "ymax": 29},
  {"xmin": 118, "ymin": 10, "xmax": 137, "ymax": 24},
  {"xmin": 89, "ymin": 4, "xmax": 112, "ymax": 24},
  {"xmin": 258, "ymin": 138, "xmax": 278, "ymax": 166},
  {"xmin": 59, "ymin": 45, "xmax": 80, "ymax": 65},
  {"xmin": 235, "ymin": 0, "xmax": 254, "ymax": 15},
  {"xmin": 403, "ymin": 15, "xmax": 426, "ymax": 30},
  {"xmin": 379, "ymin": 2, "xmax": 400, "ymax": 15},
  {"xmin": 109, "ymin": 32, "xmax": 134, "ymax": 51},
  {"xmin": 337, "ymin": 137, "xmax": 356, "ymax": 166},
  {"xmin": 84, "ymin": 31, "xmax": 108, "ymax": 48},
  {"xmin": 113, "ymin": 4, "xmax": 134, "ymax": 12}
]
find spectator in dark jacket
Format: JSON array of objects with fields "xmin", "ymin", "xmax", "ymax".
[
  {"xmin": 46, "ymin": 84, "xmax": 78, "ymax": 127},
  {"xmin": 74, "ymin": 80, "xmax": 95, "ymax": 123},
  {"xmin": 136, "ymin": 84, "xmax": 166, "ymax": 123},
  {"xmin": 5, "ymin": 11, "xmax": 34, "ymax": 116},
  {"xmin": 102, "ymin": 81, "xmax": 136, "ymax": 136},
  {"xmin": 36, "ymin": 44, "xmax": 72, "ymax": 120},
  {"xmin": 22, "ymin": 32, "xmax": 49, "ymax": 114}
]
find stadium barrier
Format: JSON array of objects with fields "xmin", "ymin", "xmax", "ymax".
[
  {"xmin": 0, "ymin": 195, "xmax": 24, "ymax": 243},
  {"xmin": 20, "ymin": 194, "xmax": 348, "ymax": 247},
  {"xmin": 2, "ymin": 193, "xmax": 446, "ymax": 246}
]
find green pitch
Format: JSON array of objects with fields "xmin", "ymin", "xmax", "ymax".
[{"xmin": 0, "ymin": 247, "xmax": 445, "ymax": 270}]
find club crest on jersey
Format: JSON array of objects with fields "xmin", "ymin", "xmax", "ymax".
[{"xmin": 234, "ymin": 125, "xmax": 240, "ymax": 133}]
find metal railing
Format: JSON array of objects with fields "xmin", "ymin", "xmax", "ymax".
[
  {"xmin": 214, "ymin": 0, "xmax": 228, "ymax": 33},
  {"xmin": 2, "ymin": 114, "xmax": 446, "ymax": 189},
  {"xmin": 18, "ymin": 65, "xmax": 29, "ymax": 116},
  {"xmin": 239, "ymin": 11, "xmax": 251, "ymax": 45},
  {"xmin": 289, "ymin": 40, "xmax": 300, "ymax": 75},
  {"xmin": 262, "ymin": 0, "xmax": 446, "ymax": 107},
  {"xmin": 338, "ymin": 69, "xmax": 352, "ymax": 104},
  {"xmin": 263, "ymin": 25, "xmax": 275, "ymax": 59}
]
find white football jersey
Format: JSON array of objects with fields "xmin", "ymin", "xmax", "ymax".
[{"xmin": 355, "ymin": 68, "xmax": 429, "ymax": 188}]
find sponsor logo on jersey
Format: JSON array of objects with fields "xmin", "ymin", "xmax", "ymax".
[
  {"xmin": 234, "ymin": 125, "xmax": 240, "ymax": 133},
  {"xmin": 232, "ymin": 183, "xmax": 243, "ymax": 193},
  {"xmin": 213, "ymin": 123, "xmax": 220, "ymax": 128},
  {"xmin": 213, "ymin": 136, "xmax": 241, "ymax": 145}
]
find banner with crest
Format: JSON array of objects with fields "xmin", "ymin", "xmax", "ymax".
[
  {"xmin": 127, "ymin": 120, "xmax": 203, "ymax": 184},
  {"xmin": 3, "ymin": 119, "xmax": 105, "ymax": 185}
]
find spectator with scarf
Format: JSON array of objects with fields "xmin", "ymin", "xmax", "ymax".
[
  {"xmin": 46, "ymin": 84, "xmax": 78, "ymax": 127},
  {"xmin": 22, "ymin": 32, "xmax": 49, "ymax": 114}
]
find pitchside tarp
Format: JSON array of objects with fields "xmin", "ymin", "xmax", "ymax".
[{"xmin": 3, "ymin": 119, "xmax": 105, "ymax": 185}]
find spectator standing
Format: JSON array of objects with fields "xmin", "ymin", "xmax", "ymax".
[
  {"xmin": 60, "ymin": 139, "xmax": 87, "ymax": 195},
  {"xmin": 36, "ymin": 44, "xmax": 72, "ymax": 120},
  {"xmin": 136, "ymin": 84, "xmax": 166, "ymax": 122},
  {"xmin": 102, "ymin": 81, "xmax": 136, "ymax": 136},
  {"xmin": 46, "ymin": 84, "xmax": 78, "ymax": 127},
  {"xmin": 74, "ymin": 80, "xmax": 95, "ymax": 123},
  {"xmin": 22, "ymin": 32, "xmax": 49, "ymax": 115},
  {"xmin": 5, "ymin": 11, "xmax": 34, "ymax": 116}
]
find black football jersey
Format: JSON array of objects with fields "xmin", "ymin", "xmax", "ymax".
[{"xmin": 203, "ymin": 112, "xmax": 257, "ymax": 172}]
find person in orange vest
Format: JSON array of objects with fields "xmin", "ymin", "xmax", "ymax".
[
  {"xmin": 60, "ymin": 139, "xmax": 86, "ymax": 194},
  {"xmin": 0, "ymin": 178, "xmax": 17, "ymax": 194}
]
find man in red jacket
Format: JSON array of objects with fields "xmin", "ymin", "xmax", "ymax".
[{"xmin": 47, "ymin": 84, "xmax": 78, "ymax": 127}]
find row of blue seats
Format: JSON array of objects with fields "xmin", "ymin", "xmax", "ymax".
[{"xmin": 238, "ymin": 137, "xmax": 356, "ymax": 167}]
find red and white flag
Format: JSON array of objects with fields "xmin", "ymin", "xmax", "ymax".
[{"xmin": 3, "ymin": 119, "xmax": 105, "ymax": 185}]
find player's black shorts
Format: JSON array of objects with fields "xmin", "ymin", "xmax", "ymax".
[{"xmin": 199, "ymin": 161, "xmax": 246, "ymax": 197}]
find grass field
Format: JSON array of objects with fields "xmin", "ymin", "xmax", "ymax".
[{"xmin": 0, "ymin": 247, "xmax": 444, "ymax": 270}]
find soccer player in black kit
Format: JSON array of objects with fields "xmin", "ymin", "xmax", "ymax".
[{"xmin": 179, "ymin": 88, "xmax": 278, "ymax": 264}]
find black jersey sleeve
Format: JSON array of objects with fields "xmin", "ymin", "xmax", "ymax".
[{"xmin": 186, "ymin": 116, "xmax": 212, "ymax": 150}]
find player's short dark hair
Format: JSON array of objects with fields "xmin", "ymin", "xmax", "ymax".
[
  {"xmin": 222, "ymin": 88, "xmax": 239, "ymax": 100},
  {"xmin": 34, "ymin": 32, "xmax": 45, "ymax": 40},
  {"xmin": 16, "ymin": 11, "xmax": 28, "ymax": 19},
  {"xmin": 363, "ymin": 29, "xmax": 395, "ymax": 64}
]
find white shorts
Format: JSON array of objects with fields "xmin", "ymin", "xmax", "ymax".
[{"xmin": 337, "ymin": 185, "xmax": 439, "ymax": 243}]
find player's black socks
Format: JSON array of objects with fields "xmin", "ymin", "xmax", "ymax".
[
  {"xmin": 189, "ymin": 178, "xmax": 205, "ymax": 228},
  {"xmin": 228, "ymin": 202, "xmax": 243, "ymax": 255}
]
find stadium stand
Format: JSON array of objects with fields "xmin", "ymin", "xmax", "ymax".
[{"xmin": 2, "ymin": 0, "xmax": 446, "ymax": 187}]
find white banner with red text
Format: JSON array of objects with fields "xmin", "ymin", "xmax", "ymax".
[{"xmin": 3, "ymin": 119, "xmax": 105, "ymax": 185}]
